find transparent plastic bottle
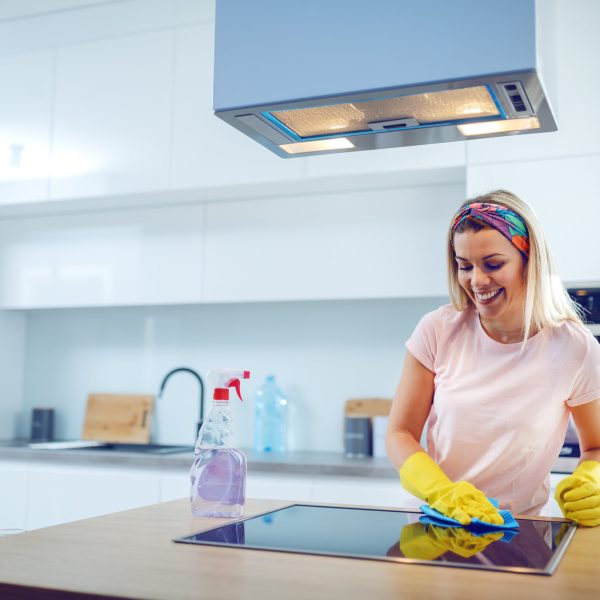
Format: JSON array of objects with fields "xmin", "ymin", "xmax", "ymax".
[
  {"xmin": 190, "ymin": 370, "xmax": 249, "ymax": 518},
  {"xmin": 253, "ymin": 375, "xmax": 288, "ymax": 453}
]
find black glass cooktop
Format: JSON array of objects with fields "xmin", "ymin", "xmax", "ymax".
[{"xmin": 174, "ymin": 504, "xmax": 577, "ymax": 575}]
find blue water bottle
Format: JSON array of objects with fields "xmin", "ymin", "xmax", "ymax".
[{"xmin": 253, "ymin": 375, "xmax": 288, "ymax": 453}]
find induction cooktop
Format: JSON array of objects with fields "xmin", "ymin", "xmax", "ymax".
[{"xmin": 174, "ymin": 504, "xmax": 577, "ymax": 575}]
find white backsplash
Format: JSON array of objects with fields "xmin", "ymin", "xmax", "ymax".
[{"xmin": 18, "ymin": 297, "xmax": 446, "ymax": 451}]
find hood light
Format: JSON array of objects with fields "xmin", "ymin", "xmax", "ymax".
[
  {"xmin": 279, "ymin": 138, "xmax": 354, "ymax": 154},
  {"xmin": 458, "ymin": 116, "xmax": 540, "ymax": 137}
]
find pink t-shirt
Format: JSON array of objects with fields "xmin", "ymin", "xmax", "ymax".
[{"xmin": 406, "ymin": 304, "xmax": 600, "ymax": 515}]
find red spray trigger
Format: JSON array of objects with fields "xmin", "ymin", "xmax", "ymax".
[{"xmin": 226, "ymin": 378, "xmax": 243, "ymax": 401}]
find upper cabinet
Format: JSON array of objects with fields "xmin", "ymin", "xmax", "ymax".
[
  {"xmin": 467, "ymin": 0, "xmax": 600, "ymax": 165},
  {"xmin": 0, "ymin": 203, "xmax": 205, "ymax": 309},
  {"xmin": 466, "ymin": 154, "xmax": 600, "ymax": 284},
  {"xmin": 170, "ymin": 23, "xmax": 306, "ymax": 190},
  {"xmin": 49, "ymin": 30, "xmax": 173, "ymax": 199},
  {"xmin": 203, "ymin": 182, "xmax": 462, "ymax": 303},
  {"xmin": 0, "ymin": 7, "xmax": 471, "ymax": 210},
  {"xmin": 0, "ymin": 49, "xmax": 54, "ymax": 204}
]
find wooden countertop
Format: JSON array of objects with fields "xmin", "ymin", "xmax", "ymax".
[{"xmin": 0, "ymin": 498, "xmax": 597, "ymax": 600}]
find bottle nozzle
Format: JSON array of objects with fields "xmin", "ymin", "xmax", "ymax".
[{"xmin": 209, "ymin": 369, "xmax": 251, "ymax": 402}]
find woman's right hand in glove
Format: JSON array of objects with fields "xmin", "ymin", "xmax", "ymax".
[{"xmin": 399, "ymin": 451, "xmax": 504, "ymax": 526}]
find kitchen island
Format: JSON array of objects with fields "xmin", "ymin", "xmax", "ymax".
[{"xmin": 0, "ymin": 498, "xmax": 597, "ymax": 600}]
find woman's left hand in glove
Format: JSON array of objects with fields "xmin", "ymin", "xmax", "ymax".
[{"xmin": 555, "ymin": 460, "xmax": 600, "ymax": 527}]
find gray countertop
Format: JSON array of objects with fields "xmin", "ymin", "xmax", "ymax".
[
  {"xmin": 0, "ymin": 441, "xmax": 398, "ymax": 478},
  {"xmin": 0, "ymin": 440, "xmax": 577, "ymax": 477}
]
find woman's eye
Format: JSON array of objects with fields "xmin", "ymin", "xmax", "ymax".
[
  {"xmin": 485, "ymin": 263, "xmax": 503, "ymax": 271},
  {"xmin": 458, "ymin": 266, "xmax": 472, "ymax": 271}
]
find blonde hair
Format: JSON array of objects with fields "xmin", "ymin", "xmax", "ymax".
[{"xmin": 446, "ymin": 189, "xmax": 583, "ymax": 340}]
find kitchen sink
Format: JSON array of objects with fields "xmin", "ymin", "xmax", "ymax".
[
  {"xmin": 14, "ymin": 440, "xmax": 194, "ymax": 454},
  {"xmin": 78, "ymin": 443, "xmax": 195, "ymax": 455}
]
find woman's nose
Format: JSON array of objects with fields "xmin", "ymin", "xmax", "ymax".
[{"xmin": 471, "ymin": 267, "xmax": 491, "ymax": 288}]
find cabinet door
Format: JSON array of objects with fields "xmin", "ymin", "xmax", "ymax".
[
  {"xmin": 159, "ymin": 470, "xmax": 190, "ymax": 502},
  {"xmin": 540, "ymin": 473, "xmax": 564, "ymax": 518},
  {"xmin": 311, "ymin": 475, "xmax": 420, "ymax": 509},
  {"xmin": 170, "ymin": 23, "xmax": 306, "ymax": 190},
  {"xmin": 204, "ymin": 183, "xmax": 462, "ymax": 302},
  {"xmin": 50, "ymin": 30, "xmax": 173, "ymax": 199},
  {"xmin": 466, "ymin": 155, "xmax": 600, "ymax": 284},
  {"xmin": 0, "ymin": 203, "xmax": 204, "ymax": 308},
  {"xmin": 247, "ymin": 473, "xmax": 313, "ymax": 503},
  {"xmin": 0, "ymin": 462, "xmax": 28, "ymax": 531},
  {"xmin": 0, "ymin": 49, "xmax": 54, "ymax": 204},
  {"xmin": 26, "ymin": 464, "xmax": 160, "ymax": 530},
  {"xmin": 466, "ymin": 1, "xmax": 600, "ymax": 165}
]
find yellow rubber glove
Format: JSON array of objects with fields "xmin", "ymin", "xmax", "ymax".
[
  {"xmin": 399, "ymin": 451, "xmax": 503, "ymax": 526},
  {"xmin": 399, "ymin": 522, "xmax": 503, "ymax": 560},
  {"xmin": 555, "ymin": 460, "xmax": 600, "ymax": 527}
]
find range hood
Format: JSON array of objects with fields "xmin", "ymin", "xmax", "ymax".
[{"xmin": 213, "ymin": 0, "xmax": 556, "ymax": 158}]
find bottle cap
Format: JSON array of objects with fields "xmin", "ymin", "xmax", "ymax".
[{"xmin": 214, "ymin": 388, "xmax": 229, "ymax": 401}]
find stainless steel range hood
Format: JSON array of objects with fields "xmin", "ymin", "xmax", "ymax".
[{"xmin": 213, "ymin": 0, "xmax": 556, "ymax": 158}]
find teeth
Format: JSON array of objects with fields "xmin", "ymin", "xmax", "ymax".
[{"xmin": 475, "ymin": 289, "xmax": 502, "ymax": 301}]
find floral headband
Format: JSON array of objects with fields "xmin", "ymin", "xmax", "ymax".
[{"xmin": 451, "ymin": 202, "xmax": 529, "ymax": 257}]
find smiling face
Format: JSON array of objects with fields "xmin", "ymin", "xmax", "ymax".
[{"xmin": 453, "ymin": 227, "xmax": 527, "ymax": 332}]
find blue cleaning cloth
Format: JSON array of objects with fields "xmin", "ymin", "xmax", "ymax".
[{"xmin": 419, "ymin": 498, "xmax": 519, "ymax": 542}]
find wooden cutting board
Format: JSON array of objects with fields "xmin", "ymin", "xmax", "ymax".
[
  {"xmin": 344, "ymin": 398, "xmax": 392, "ymax": 419},
  {"xmin": 82, "ymin": 394, "xmax": 154, "ymax": 444}
]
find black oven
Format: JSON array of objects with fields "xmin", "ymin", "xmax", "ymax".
[
  {"xmin": 561, "ymin": 288, "xmax": 600, "ymax": 459},
  {"xmin": 568, "ymin": 287, "xmax": 600, "ymax": 342}
]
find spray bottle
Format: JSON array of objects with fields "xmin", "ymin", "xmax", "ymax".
[{"xmin": 190, "ymin": 369, "xmax": 250, "ymax": 518}]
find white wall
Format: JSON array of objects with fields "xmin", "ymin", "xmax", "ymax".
[
  {"xmin": 0, "ymin": 312, "xmax": 26, "ymax": 439},
  {"xmin": 19, "ymin": 296, "xmax": 447, "ymax": 450}
]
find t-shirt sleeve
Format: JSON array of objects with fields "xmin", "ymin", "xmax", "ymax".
[
  {"xmin": 405, "ymin": 309, "xmax": 441, "ymax": 372},
  {"xmin": 566, "ymin": 331, "xmax": 600, "ymax": 407}
]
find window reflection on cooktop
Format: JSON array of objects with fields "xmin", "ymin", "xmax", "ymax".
[{"xmin": 174, "ymin": 504, "xmax": 577, "ymax": 575}]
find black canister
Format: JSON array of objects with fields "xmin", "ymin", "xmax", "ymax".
[
  {"xmin": 30, "ymin": 408, "xmax": 54, "ymax": 442},
  {"xmin": 344, "ymin": 416, "xmax": 373, "ymax": 457}
]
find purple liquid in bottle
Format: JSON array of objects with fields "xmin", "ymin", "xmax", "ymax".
[{"xmin": 191, "ymin": 448, "xmax": 246, "ymax": 517}]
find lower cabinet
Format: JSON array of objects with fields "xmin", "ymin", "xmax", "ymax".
[
  {"xmin": 0, "ymin": 462, "xmax": 28, "ymax": 531},
  {"xmin": 541, "ymin": 473, "xmax": 563, "ymax": 518},
  {"xmin": 0, "ymin": 460, "xmax": 567, "ymax": 531},
  {"xmin": 26, "ymin": 464, "xmax": 160, "ymax": 530}
]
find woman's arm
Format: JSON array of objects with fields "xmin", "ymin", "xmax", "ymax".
[
  {"xmin": 571, "ymin": 397, "xmax": 600, "ymax": 463},
  {"xmin": 385, "ymin": 351, "xmax": 435, "ymax": 470},
  {"xmin": 386, "ymin": 350, "xmax": 503, "ymax": 524}
]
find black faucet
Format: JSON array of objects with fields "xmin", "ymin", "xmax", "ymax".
[{"xmin": 158, "ymin": 367, "xmax": 205, "ymax": 438}]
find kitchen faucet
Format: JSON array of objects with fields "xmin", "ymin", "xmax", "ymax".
[{"xmin": 158, "ymin": 367, "xmax": 205, "ymax": 438}]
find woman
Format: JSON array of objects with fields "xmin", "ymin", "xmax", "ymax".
[{"xmin": 385, "ymin": 190, "xmax": 600, "ymax": 528}]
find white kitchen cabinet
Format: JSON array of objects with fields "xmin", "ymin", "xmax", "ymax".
[
  {"xmin": 0, "ymin": 458, "xmax": 570, "ymax": 531},
  {"xmin": 50, "ymin": 30, "xmax": 173, "ymax": 200},
  {"xmin": 26, "ymin": 463, "xmax": 159, "ymax": 530},
  {"xmin": 0, "ymin": 462, "xmax": 28, "ymax": 531},
  {"xmin": 170, "ymin": 23, "xmax": 306, "ymax": 191},
  {"xmin": 204, "ymin": 183, "xmax": 463, "ymax": 303},
  {"xmin": 159, "ymin": 469, "xmax": 190, "ymax": 502},
  {"xmin": 311, "ymin": 475, "xmax": 419, "ymax": 509},
  {"xmin": 0, "ymin": 203, "xmax": 205, "ymax": 308},
  {"xmin": 466, "ymin": 154, "xmax": 600, "ymax": 284},
  {"xmin": 0, "ymin": 49, "xmax": 54, "ymax": 204},
  {"xmin": 0, "ymin": 0, "xmax": 183, "ymax": 57},
  {"xmin": 540, "ymin": 473, "xmax": 564, "ymax": 519},
  {"xmin": 466, "ymin": 0, "xmax": 600, "ymax": 165},
  {"xmin": 247, "ymin": 473, "xmax": 313, "ymax": 503}
]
